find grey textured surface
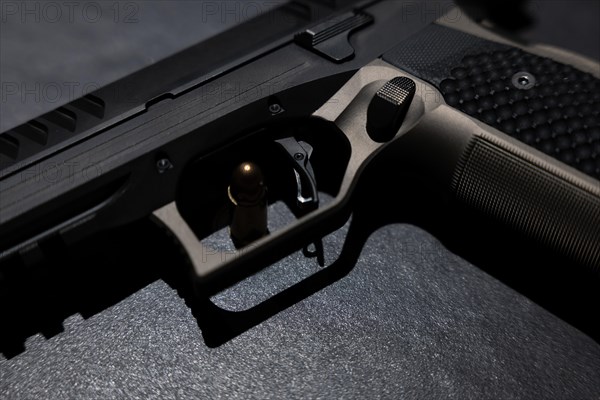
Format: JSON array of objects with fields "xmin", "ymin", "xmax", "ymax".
[
  {"xmin": 1, "ymin": 224, "xmax": 599, "ymax": 399},
  {"xmin": 205, "ymin": 199, "xmax": 346, "ymax": 311}
]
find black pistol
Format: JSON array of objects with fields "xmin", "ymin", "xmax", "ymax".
[{"xmin": 1, "ymin": 1, "xmax": 598, "ymax": 342}]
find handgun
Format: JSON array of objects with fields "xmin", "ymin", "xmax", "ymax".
[{"xmin": 1, "ymin": 0, "xmax": 598, "ymax": 346}]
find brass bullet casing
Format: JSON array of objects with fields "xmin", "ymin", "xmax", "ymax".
[{"xmin": 228, "ymin": 162, "xmax": 268, "ymax": 248}]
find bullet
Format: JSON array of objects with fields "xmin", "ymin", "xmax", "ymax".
[{"xmin": 228, "ymin": 162, "xmax": 268, "ymax": 248}]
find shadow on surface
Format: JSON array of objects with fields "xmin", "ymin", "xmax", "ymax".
[{"xmin": 0, "ymin": 219, "xmax": 174, "ymax": 358}]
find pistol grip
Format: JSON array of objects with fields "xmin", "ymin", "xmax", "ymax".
[{"xmin": 397, "ymin": 105, "xmax": 600, "ymax": 271}]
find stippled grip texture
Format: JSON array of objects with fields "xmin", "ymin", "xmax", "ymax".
[
  {"xmin": 450, "ymin": 136, "xmax": 600, "ymax": 270},
  {"xmin": 383, "ymin": 24, "xmax": 600, "ymax": 180}
]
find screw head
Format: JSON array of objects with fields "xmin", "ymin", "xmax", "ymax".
[
  {"xmin": 156, "ymin": 158, "xmax": 172, "ymax": 173},
  {"xmin": 269, "ymin": 103, "xmax": 282, "ymax": 114},
  {"xmin": 511, "ymin": 71, "xmax": 536, "ymax": 90}
]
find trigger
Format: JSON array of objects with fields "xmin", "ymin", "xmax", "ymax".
[
  {"xmin": 275, "ymin": 137, "xmax": 324, "ymax": 267},
  {"xmin": 275, "ymin": 137, "xmax": 319, "ymax": 212}
]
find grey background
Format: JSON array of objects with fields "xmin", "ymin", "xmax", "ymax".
[{"xmin": 1, "ymin": 1, "xmax": 599, "ymax": 399}]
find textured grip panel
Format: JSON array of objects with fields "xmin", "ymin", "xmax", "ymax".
[
  {"xmin": 439, "ymin": 48, "xmax": 600, "ymax": 179},
  {"xmin": 383, "ymin": 24, "xmax": 510, "ymax": 86},
  {"xmin": 383, "ymin": 24, "xmax": 600, "ymax": 180},
  {"xmin": 451, "ymin": 137, "xmax": 600, "ymax": 270}
]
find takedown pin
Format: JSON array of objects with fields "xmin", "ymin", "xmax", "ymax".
[{"xmin": 228, "ymin": 162, "xmax": 268, "ymax": 248}]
